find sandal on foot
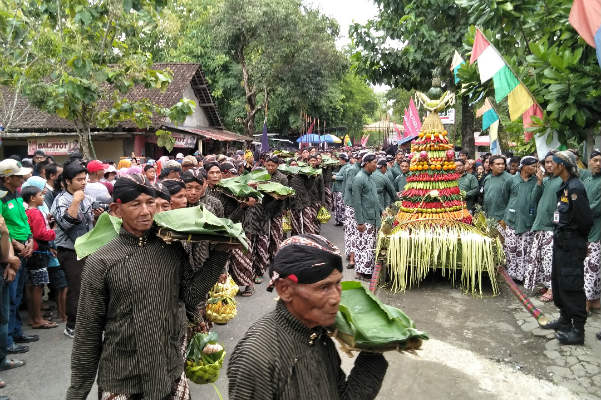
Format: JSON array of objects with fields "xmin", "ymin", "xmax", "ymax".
[
  {"xmin": 0, "ymin": 359, "xmax": 25, "ymax": 371},
  {"xmin": 241, "ymin": 287, "xmax": 255, "ymax": 297},
  {"xmin": 539, "ymin": 291, "xmax": 553, "ymax": 302},
  {"xmin": 0, "ymin": 380, "xmax": 5, "ymax": 388},
  {"xmin": 32, "ymin": 322, "xmax": 58, "ymax": 329},
  {"xmin": 254, "ymin": 277, "xmax": 263, "ymax": 284},
  {"xmin": 346, "ymin": 263, "xmax": 355, "ymax": 270}
]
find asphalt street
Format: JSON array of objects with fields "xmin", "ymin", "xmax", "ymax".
[{"xmin": 0, "ymin": 220, "xmax": 597, "ymax": 399}]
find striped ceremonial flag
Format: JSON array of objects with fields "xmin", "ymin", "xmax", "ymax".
[
  {"xmin": 450, "ymin": 51, "xmax": 465, "ymax": 84},
  {"xmin": 476, "ymin": 99, "xmax": 499, "ymax": 131},
  {"xmin": 569, "ymin": 0, "xmax": 601, "ymax": 68},
  {"xmin": 470, "ymin": 28, "xmax": 535, "ymax": 121}
]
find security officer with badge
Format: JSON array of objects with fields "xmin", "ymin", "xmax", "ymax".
[{"xmin": 541, "ymin": 151, "xmax": 592, "ymax": 345}]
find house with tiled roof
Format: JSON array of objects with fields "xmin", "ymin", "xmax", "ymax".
[{"xmin": 0, "ymin": 63, "xmax": 251, "ymax": 162}]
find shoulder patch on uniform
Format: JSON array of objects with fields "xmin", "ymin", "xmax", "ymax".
[{"xmin": 571, "ymin": 193, "xmax": 578, "ymax": 201}]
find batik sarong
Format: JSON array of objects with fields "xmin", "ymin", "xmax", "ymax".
[
  {"xmin": 343, "ymin": 205, "xmax": 356, "ymax": 257},
  {"xmin": 267, "ymin": 215, "xmax": 284, "ymax": 263},
  {"xmin": 303, "ymin": 205, "xmax": 318, "ymax": 235},
  {"xmin": 230, "ymin": 238, "xmax": 255, "ymax": 288},
  {"xmin": 333, "ymin": 191, "xmax": 345, "ymax": 225},
  {"xmin": 290, "ymin": 209, "xmax": 304, "ymax": 236},
  {"xmin": 524, "ymin": 230, "xmax": 554, "ymax": 290},
  {"xmin": 324, "ymin": 186, "xmax": 333, "ymax": 210},
  {"xmin": 353, "ymin": 223, "xmax": 376, "ymax": 276},
  {"xmin": 504, "ymin": 226, "xmax": 532, "ymax": 281},
  {"xmin": 584, "ymin": 241, "xmax": 601, "ymax": 301}
]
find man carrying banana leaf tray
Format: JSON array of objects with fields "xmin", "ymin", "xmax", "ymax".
[
  {"xmin": 228, "ymin": 234, "xmax": 389, "ymax": 399},
  {"xmin": 67, "ymin": 175, "xmax": 230, "ymax": 400}
]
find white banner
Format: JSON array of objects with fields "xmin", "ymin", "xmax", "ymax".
[
  {"xmin": 439, "ymin": 109, "xmax": 456, "ymax": 125},
  {"xmin": 28, "ymin": 139, "xmax": 79, "ymax": 155}
]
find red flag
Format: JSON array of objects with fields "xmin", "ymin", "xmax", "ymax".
[
  {"xmin": 470, "ymin": 29, "xmax": 491, "ymax": 64},
  {"xmin": 522, "ymin": 104, "xmax": 543, "ymax": 142},
  {"xmin": 408, "ymin": 98, "xmax": 422, "ymax": 133},
  {"xmin": 393, "ymin": 123, "xmax": 402, "ymax": 140},
  {"xmin": 403, "ymin": 109, "xmax": 414, "ymax": 138}
]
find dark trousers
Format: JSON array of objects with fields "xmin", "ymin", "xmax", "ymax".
[
  {"xmin": 58, "ymin": 248, "xmax": 85, "ymax": 330},
  {"xmin": 552, "ymin": 234, "xmax": 587, "ymax": 330},
  {"xmin": 8, "ymin": 258, "xmax": 26, "ymax": 345},
  {"xmin": 0, "ymin": 278, "xmax": 9, "ymax": 364}
]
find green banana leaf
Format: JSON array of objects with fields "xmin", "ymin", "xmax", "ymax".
[
  {"xmin": 74, "ymin": 212, "xmax": 122, "ymax": 259},
  {"xmin": 277, "ymin": 164, "xmax": 322, "ymax": 176},
  {"xmin": 217, "ymin": 169, "xmax": 271, "ymax": 199},
  {"xmin": 320, "ymin": 155, "xmax": 340, "ymax": 167},
  {"xmin": 277, "ymin": 164, "xmax": 301, "ymax": 175},
  {"xmin": 256, "ymin": 181, "xmax": 295, "ymax": 197},
  {"xmin": 75, "ymin": 206, "xmax": 248, "ymax": 259},
  {"xmin": 154, "ymin": 206, "xmax": 249, "ymax": 250},
  {"xmin": 334, "ymin": 281, "xmax": 428, "ymax": 351}
]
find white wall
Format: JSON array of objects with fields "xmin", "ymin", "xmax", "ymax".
[{"xmin": 165, "ymin": 84, "xmax": 211, "ymax": 128}]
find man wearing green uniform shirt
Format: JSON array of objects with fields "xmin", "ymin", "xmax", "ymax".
[
  {"xmin": 389, "ymin": 151, "xmax": 403, "ymax": 180},
  {"xmin": 456, "ymin": 159, "xmax": 479, "ymax": 213},
  {"xmin": 331, "ymin": 154, "xmax": 350, "ymax": 226},
  {"xmin": 342, "ymin": 154, "xmax": 361, "ymax": 267},
  {"xmin": 502, "ymin": 156, "xmax": 542, "ymax": 281},
  {"xmin": 583, "ymin": 149, "xmax": 601, "ymax": 314},
  {"xmin": 525, "ymin": 152, "xmax": 563, "ymax": 302},
  {"xmin": 0, "ymin": 159, "xmax": 37, "ymax": 354},
  {"xmin": 350, "ymin": 153, "xmax": 381, "ymax": 280},
  {"xmin": 482, "ymin": 155, "xmax": 512, "ymax": 221},
  {"xmin": 394, "ymin": 159, "xmax": 410, "ymax": 193},
  {"xmin": 372, "ymin": 159, "xmax": 397, "ymax": 209},
  {"xmin": 385, "ymin": 156, "xmax": 396, "ymax": 187}
]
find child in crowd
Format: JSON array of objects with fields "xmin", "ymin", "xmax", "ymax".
[{"xmin": 22, "ymin": 186, "xmax": 58, "ymax": 329}]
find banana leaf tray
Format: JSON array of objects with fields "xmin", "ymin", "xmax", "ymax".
[{"xmin": 332, "ymin": 281, "xmax": 428, "ymax": 356}]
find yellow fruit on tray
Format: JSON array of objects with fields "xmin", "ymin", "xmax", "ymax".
[{"xmin": 206, "ymin": 296, "xmax": 237, "ymax": 324}]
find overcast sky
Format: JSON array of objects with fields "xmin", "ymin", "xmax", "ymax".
[{"xmin": 303, "ymin": 0, "xmax": 379, "ymax": 48}]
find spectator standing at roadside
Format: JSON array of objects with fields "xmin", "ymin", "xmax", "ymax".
[
  {"xmin": 0, "ymin": 159, "xmax": 37, "ymax": 354},
  {"xmin": 51, "ymin": 160, "xmax": 95, "ymax": 339},
  {"xmin": 0, "ymin": 205, "xmax": 26, "ymax": 393}
]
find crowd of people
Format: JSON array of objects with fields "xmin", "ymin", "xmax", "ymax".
[{"xmin": 0, "ymin": 142, "xmax": 598, "ymax": 399}]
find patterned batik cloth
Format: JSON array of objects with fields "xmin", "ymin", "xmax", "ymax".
[
  {"xmin": 324, "ymin": 187, "xmax": 333, "ymax": 211},
  {"xmin": 343, "ymin": 206, "xmax": 356, "ymax": 257},
  {"xmin": 303, "ymin": 206, "xmax": 319, "ymax": 235},
  {"xmin": 524, "ymin": 231, "xmax": 554, "ymax": 290},
  {"xmin": 230, "ymin": 238, "xmax": 255, "ymax": 288},
  {"xmin": 353, "ymin": 223, "xmax": 376, "ymax": 276},
  {"xmin": 503, "ymin": 227, "xmax": 533, "ymax": 282},
  {"xmin": 290, "ymin": 209, "xmax": 304, "ymax": 236},
  {"xmin": 584, "ymin": 241, "xmax": 601, "ymax": 301},
  {"xmin": 333, "ymin": 192, "xmax": 345, "ymax": 225},
  {"xmin": 267, "ymin": 215, "xmax": 284, "ymax": 263},
  {"xmin": 253, "ymin": 216, "xmax": 284, "ymax": 277}
]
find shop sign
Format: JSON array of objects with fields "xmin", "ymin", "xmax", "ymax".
[
  {"xmin": 148, "ymin": 132, "xmax": 197, "ymax": 148},
  {"xmin": 28, "ymin": 139, "xmax": 79, "ymax": 155}
]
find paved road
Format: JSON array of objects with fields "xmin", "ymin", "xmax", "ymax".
[{"xmin": 1, "ymin": 221, "xmax": 599, "ymax": 399}]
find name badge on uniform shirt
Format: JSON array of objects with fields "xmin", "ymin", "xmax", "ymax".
[{"xmin": 553, "ymin": 211, "xmax": 559, "ymax": 224}]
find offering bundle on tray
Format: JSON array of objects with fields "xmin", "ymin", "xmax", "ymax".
[
  {"xmin": 217, "ymin": 168, "xmax": 296, "ymax": 201},
  {"xmin": 74, "ymin": 205, "xmax": 249, "ymax": 260},
  {"xmin": 332, "ymin": 281, "xmax": 428, "ymax": 356},
  {"xmin": 376, "ymin": 102, "xmax": 504, "ymax": 296}
]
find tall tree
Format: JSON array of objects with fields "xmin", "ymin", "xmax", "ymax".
[
  {"xmin": 0, "ymin": 0, "xmax": 195, "ymax": 158},
  {"xmin": 212, "ymin": 0, "xmax": 346, "ymax": 136},
  {"xmin": 350, "ymin": 0, "xmax": 476, "ymax": 154},
  {"xmin": 456, "ymin": 0, "xmax": 601, "ymax": 147}
]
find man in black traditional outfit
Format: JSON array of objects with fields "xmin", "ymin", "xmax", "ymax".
[
  {"xmin": 67, "ymin": 174, "xmax": 228, "ymax": 399},
  {"xmin": 228, "ymin": 234, "xmax": 388, "ymax": 399}
]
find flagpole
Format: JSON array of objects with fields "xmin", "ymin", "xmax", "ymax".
[{"xmin": 475, "ymin": 27, "xmax": 539, "ymax": 105}]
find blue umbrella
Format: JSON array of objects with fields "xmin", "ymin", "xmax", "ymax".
[
  {"xmin": 296, "ymin": 133, "xmax": 322, "ymax": 143},
  {"xmin": 319, "ymin": 134, "xmax": 342, "ymax": 144},
  {"xmin": 398, "ymin": 135, "xmax": 418, "ymax": 145}
]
